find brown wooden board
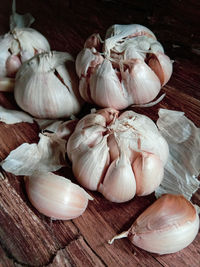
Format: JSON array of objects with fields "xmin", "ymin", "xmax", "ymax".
[{"xmin": 0, "ymin": 1, "xmax": 199, "ymax": 266}]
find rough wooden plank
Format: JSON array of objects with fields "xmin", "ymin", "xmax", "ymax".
[{"xmin": 48, "ymin": 236, "xmax": 105, "ymax": 267}]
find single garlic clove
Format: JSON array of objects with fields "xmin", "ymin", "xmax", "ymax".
[
  {"xmin": 98, "ymin": 150, "xmax": 136, "ymax": 203},
  {"xmin": 109, "ymin": 194, "xmax": 199, "ymax": 255},
  {"xmin": 89, "ymin": 59, "xmax": 129, "ymax": 109},
  {"xmin": 71, "ymin": 135, "xmax": 110, "ymax": 190},
  {"xmin": 121, "ymin": 59, "xmax": 161, "ymax": 104},
  {"xmin": 25, "ymin": 172, "xmax": 92, "ymax": 220},
  {"xmin": 67, "ymin": 124, "xmax": 106, "ymax": 161},
  {"xmin": 132, "ymin": 151, "xmax": 164, "ymax": 196},
  {"xmin": 148, "ymin": 53, "xmax": 173, "ymax": 86},
  {"xmin": 6, "ymin": 55, "xmax": 21, "ymax": 77}
]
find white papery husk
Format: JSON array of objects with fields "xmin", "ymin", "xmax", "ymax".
[
  {"xmin": 1, "ymin": 132, "xmax": 66, "ymax": 176},
  {"xmin": 0, "ymin": 0, "xmax": 50, "ymax": 82},
  {"xmin": 0, "ymin": 105, "xmax": 33, "ymax": 124},
  {"xmin": 14, "ymin": 51, "xmax": 82, "ymax": 119},
  {"xmin": 155, "ymin": 109, "xmax": 200, "ymax": 200}
]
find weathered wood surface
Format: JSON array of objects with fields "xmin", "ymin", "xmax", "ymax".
[{"xmin": 0, "ymin": 0, "xmax": 200, "ymax": 266}]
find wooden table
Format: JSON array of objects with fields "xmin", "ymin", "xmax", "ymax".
[{"xmin": 0, "ymin": 1, "xmax": 199, "ymax": 266}]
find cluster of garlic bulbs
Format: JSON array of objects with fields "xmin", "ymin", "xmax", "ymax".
[
  {"xmin": 14, "ymin": 51, "xmax": 82, "ymax": 118},
  {"xmin": 109, "ymin": 194, "xmax": 200, "ymax": 255},
  {"xmin": 76, "ymin": 24, "xmax": 173, "ymax": 109},
  {"xmin": 67, "ymin": 108, "xmax": 169, "ymax": 203}
]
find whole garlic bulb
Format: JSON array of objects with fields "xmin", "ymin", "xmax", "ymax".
[
  {"xmin": 67, "ymin": 108, "xmax": 169, "ymax": 203},
  {"xmin": 109, "ymin": 194, "xmax": 200, "ymax": 255},
  {"xmin": 76, "ymin": 24, "xmax": 173, "ymax": 109},
  {"xmin": 0, "ymin": 1, "xmax": 50, "ymax": 80},
  {"xmin": 14, "ymin": 51, "xmax": 83, "ymax": 119},
  {"xmin": 25, "ymin": 172, "xmax": 93, "ymax": 220}
]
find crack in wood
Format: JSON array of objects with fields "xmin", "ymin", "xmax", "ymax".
[{"xmin": 71, "ymin": 221, "xmax": 107, "ymax": 266}]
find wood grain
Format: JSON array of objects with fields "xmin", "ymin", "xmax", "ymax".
[{"xmin": 0, "ymin": 0, "xmax": 200, "ymax": 266}]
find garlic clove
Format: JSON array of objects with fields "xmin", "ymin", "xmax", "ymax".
[
  {"xmin": 6, "ymin": 55, "xmax": 21, "ymax": 77},
  {"xmin": 71, "ymin": 135, "xmax": 110, "ymax": 190},
  {"xmin": 109, "ymin": 194, "xmax": 200, "ymax": 254},
  {"xmin": 67, "ymin": 124, "xmax": 106, "ymax": 161},
  {"xmin": 148, "ymin": 53, "xmax": 173, "ymax": 86},
  {"xmin": 25, "ymin": 172, "xmax": 92, "ymax": 220},
  {"xmin": 121, "ymin": 59, "xmax": 161, "ymax": 104},
  {"xmin": 132, "ymin": 151, "xmax": 164, "ymax": 196},
  {"xmin": 98, "ymin": 150, "xmax": 136, "ymax": 203},
  {"xmin": 89, "ymin": 59, "xmax": 129, "ymax": 109}
]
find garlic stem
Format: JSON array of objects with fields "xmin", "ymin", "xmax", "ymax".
[{"xmin": 108, "ymin": 231, "xmax": 129, "ymax": 244}]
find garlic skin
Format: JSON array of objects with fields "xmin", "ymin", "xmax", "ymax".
[
  {"xmin": 67, "ymin": 108, "xmax": 169, "ymax": 202},
  {"xmin": 25, "ymin": 172, "xmax": 92, "ymax": 220},
  {"xmin": 109, "ymin": 194, "xmax": 200, "ymax": 255},
  {"xmin": 14, "ymin": 51, "xmax": 83, "ymax": 119},
  {"xmin": 76, "ymin": 24, "xmax": 173, "ymax": 109}
]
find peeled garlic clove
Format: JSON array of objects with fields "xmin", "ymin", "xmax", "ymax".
[
  {"xmin": 148, "ymin": 53, "xmax": 173, "ymax": 86},
  {"xmin": 89, "ymin": 59, "xmax": 129, "ymax": 109},
  {"xmin": 109, "ymin": 194, "xmax": 199, "ymax": 254},
  {"xmin": 133, "ymin": 151, "xmax": 164, "ymax": 196},
  {"xmin": 98, "ymin": 150, "xmax": 136, "ymax": 203},
  {"xmin": 121, "ymin": 59, "xmax": 161, "ymax": 104},
  {"xmin": 71, "ymin": 135, "xmax": 110, "ymax": 190},
  {"xmin": 14, "ymin": 51, "xmax": 82, "ymax": 119},
  {"xmin": 25, "ymin": 172, "xmax": 92, "ymax": 220}
]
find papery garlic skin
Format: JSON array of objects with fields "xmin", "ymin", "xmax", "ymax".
[
  {"xmin": 25, "ymin": 172, "xmax": 92, "ymax": 220},
  {"xmin": 76, "ymin": 24, "xmax": 173, "ymax": 109},
  {"xmin": 109, "ymin": 194, "xmax": 200, "ymax": 254},
  {"xmin": 14, "ymin": 51, "xmax": 82, "ymax": 119},
  {"xmin": 67, "ymin": 108, "xmax": 168, "ymax": 202}
]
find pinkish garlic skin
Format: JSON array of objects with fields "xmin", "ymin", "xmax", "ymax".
[
  {"xmin": 76, "ymin": 24, "xmax": 173, "ymax": 109},
  {"xmin": 67, "ymin": 108, "xmax": 169, "ymax": 202}
]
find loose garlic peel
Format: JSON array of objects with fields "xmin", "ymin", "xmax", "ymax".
[
  {"xmin": 25, "ymin": 172, "xmax": 93, "ymax": 220},
  {"xmin": 14, "ymin": 51, "xmax": 82, "ymax": 119},
  {"xmin": 0, "ymin": 0, "xmax": 50, "ymax": 90},
  {"xmin": 67, "ymin": 108, "xmax": 169, "ymax": 202},
  {"xmin": 109, "ymin": 194, "xmax": 200, "ymax": 255},
  {"xmin": 76, "ymin": 24, "xmax": 173, "ymax": 109}
]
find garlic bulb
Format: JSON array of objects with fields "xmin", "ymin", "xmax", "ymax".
[
  {"xmin": 67, "ymin": 108, "xmax": 169, "ymax": 202},
  {"xmin": 76, "ymin": 24, "xmax": 173, "ymax": 109},
  {"xmin": 14, "ymin": 51, "xmax": 83, "ymax": 119},
  {"xmin": 0, "ymin": 1, "xmax": 50, "ymax": 82},
  {"xmin": 25, "ymin": 172, "xmax": 93, "ymax": 220},
  {"xmin": 109, "ymin": 194, "xmax": 200, "ymax": 255}
]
